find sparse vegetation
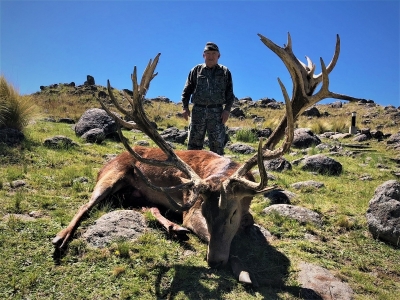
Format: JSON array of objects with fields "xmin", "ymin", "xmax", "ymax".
[{"xmin": 0, "ymin": 84, "xmax": 399, "ymax": 299}]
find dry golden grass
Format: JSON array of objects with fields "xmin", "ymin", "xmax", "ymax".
[{"xmin": 26, "ymin": 81, "xmax": 399, "ymax": 136}]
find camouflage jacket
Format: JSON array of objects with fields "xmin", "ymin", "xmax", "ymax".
[{"xmin": 181, "ymin": 63, "xmax": 234, "ymax": 112}]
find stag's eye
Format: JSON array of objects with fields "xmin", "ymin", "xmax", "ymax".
[{"xmin": 230, "ymin": 210, "xmax": 237, "ymax": 224}]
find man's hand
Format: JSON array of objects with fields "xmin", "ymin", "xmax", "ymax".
[
  {"xmin": 182, "ymin": 108, "xmax": 191, "ymax": 121},
  {"xmin": 221, "ymin": 110, "xmax": 230, "ymax": 124}
]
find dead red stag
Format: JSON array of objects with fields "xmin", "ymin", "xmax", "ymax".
[{"xmin": 53, "ymin": 33, "xmax": 360, "ymax": 283}]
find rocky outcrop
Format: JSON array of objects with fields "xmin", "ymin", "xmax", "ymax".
[
  {"xmin": 298, "ymin": 262, "xmax": 354, "ymax": 300},
  {"xmin": 263, "ymin": 190, "xmax": 297, "ymax": 205},
  {"xmin": 0, "ymin": 128, "xmax": 25, "ymax": 146},
  {"xmin": 302, "ymin": 106, "xmax": 321, "ymax": 118},
  {"xmin": 43, "ymin": 135, "xmax": 79, "ymax": 149},
  {"xmin": 387, "ymin": 131, "xmax": 400, "ymax": 150},
  {"xmin": 300, "ymin": 154, "xmax": 343, "ymax": 176},
  {"xmin": 230, "ymin": 107, "xmax": 245, "ymax": 118},
  {"xmin": 84, "ymin": 75, "xmax": 95, "ymax": 86},
  {"xmin": 160, "ymin": 127, "xmax": 188, "ymax": 144},
  {"xmin": 263, "ymin": 157, "xmax": 292, "ymax": 172},
  {"xmin": 81, "ymin": 128, "xmax": 106, "ymax": 144},
  {"xmin": 366, "ymin": 180, "xmax": 400, "ymax": 246},
  {"xmin": 74, "ymin": 108, "xmax": 118, "ymax": 140},
  {"xmin": 82, "ymin": 210, "xmax": 148, "ymax": 248},
  {"xmin": 226, "ymin": 143, "xmax": 256, "ymax": 154},
  {"xmin": 293, "ymin": 128, "xmax": 321, "ymax": 149},
  {"xmin": 263, "ymin": 204, "xmax": 323, "ymax": 226}
]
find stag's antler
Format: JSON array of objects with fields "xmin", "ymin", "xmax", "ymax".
[
  {"xmin": 97, "ymin": 53, "xmax": 209, "ymax": 211},
  {"xmin": 258, "ymin": 32, "xmax": 364, "ymax": 150},
  {"xmin": 220, "ymin": 33, "xmax": 363, "ymax": 206}
]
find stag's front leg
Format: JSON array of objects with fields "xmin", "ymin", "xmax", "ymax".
[
  {"xmin": 52, "ymin": 203, "xmax": 96, "ymax": 248},
  {"xmin": 52, "ymin": 171, "xmax": 127, "ymax": 248},
  {"xmin": 146, "ymin": 207, "xmax": 191, "ymax": 240}
]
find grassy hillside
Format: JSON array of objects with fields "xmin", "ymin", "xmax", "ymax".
[{"xmin": 0, "ymin": 85, "xmax": 399, "ymax": 299}]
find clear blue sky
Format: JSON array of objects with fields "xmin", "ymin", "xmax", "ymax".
[{"xmin": 1, "ymin": 0, "xmax": 399, "ymax": 107}]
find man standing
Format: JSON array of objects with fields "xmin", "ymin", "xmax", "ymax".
[{"xmin": 181, "ymin": 42, "xmax": 234, "ymax": 155}]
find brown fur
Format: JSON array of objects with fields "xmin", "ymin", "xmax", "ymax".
[{"xmin": 53, "ymin": 146, "xmax": 255, "ymax": 268}]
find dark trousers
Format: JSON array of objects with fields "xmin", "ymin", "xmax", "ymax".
[{"xmin": 188, "ymin": 106, "xmax": 226, "ymax": 155}]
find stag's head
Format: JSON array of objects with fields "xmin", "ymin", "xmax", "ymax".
[
  {"xmin": 199, "ymin": 135, "xmax": 293, "ymax": 267},
  {"xmin": 201, "ymin": 192, "xmax": 260, "ymax": 266},
  {"xmin": 201, "ymin": 189, "xmax": 244, "ymax": 267},
  {"xmin": 99, "ymin": 33, "xmax": 360, "ymax": 268}
]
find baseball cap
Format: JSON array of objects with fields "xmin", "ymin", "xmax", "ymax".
[{"xmin": 204, "ymin": 42, "xmax": 219, "ymax": 52}]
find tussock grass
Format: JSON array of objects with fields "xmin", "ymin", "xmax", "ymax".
[
  {"xmin": 307, "ymin": 118, "xmax": 330, "ymax": 134},
  {"xmin": 0, "ymin": 76, "xmax": 38, "ymax": 130},
  {"xmin": 330, "ymin": 118, "xmax": 349, "ymax": 133}
]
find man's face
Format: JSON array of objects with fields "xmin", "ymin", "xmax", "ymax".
[{"xmin": 203, "ymin": 50, "xmax": 220, "ymax": 67}]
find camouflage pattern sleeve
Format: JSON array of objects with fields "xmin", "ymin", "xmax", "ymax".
[
  {"xmin": 224, "ymin": 69, "xmax": 234, "ymax": 112},
  {"xmin": 181, "ymin": 66, "xmax": 198, "ymax": 109}
]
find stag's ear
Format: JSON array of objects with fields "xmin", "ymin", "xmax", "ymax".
[{"xmin": 229, "ymin": 182, "xmax": 252, "ymax": 196}]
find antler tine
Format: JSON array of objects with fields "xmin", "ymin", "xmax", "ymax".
[
  {"xmin": 310, "ymin": 57, "xmax": 331, "ymax": 103},
  {"xmin": 314, "ymin": 34, "xmax": 340, "ymax": 80},
  {"xmin": 106, "ymin": 80, "xmax": 130, "ymax": 116},
  {"xmin": 122, "ymin": 54, "xmax": 203, "ymax": 174},
  {"xmin": 285, "ymin": 32, "xmax": 292, "ymax": 50},
  {"xmin": 138, "ymin": 55, "xmax": 160, "ymax": 96},
  {"xmin": 123, "ymin": 90, "xmax": 135, "ymax": 109},
  {"xmin": 305, "ymin": 56, "xmax": 316, "ymax": 75},
  {"xmin": 132, "ymin": 66, "xmax": 139, "ymax": 100},
  {"xmin": 97, "ymin": 80, "xmax": 140, "ymax": 130}
]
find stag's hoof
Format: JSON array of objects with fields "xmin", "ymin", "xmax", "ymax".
[
  {"xmin": 52, "ymin": 236, "xmax": 65, "ymax": 248},
  {"xmin": 170, "ymin": 226, "xmax": 191, "ymax": 240}
]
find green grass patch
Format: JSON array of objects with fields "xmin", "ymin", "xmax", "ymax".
[{"xmin": 235, "ymin": 128, "xmax": 258, "ymax": 143}]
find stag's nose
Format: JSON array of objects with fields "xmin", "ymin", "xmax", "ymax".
[
  {"xmin": 208, "ymin": 260, "xmax": 224, "ymax": 269},
  {"xmin": 206, "ymin": 249, "xmax": 228, "ymax": 269}
]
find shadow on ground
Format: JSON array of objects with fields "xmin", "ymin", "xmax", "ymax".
[{"xmin": 153, "ymin": 225, "xmax": 321, "ymax": 299}]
